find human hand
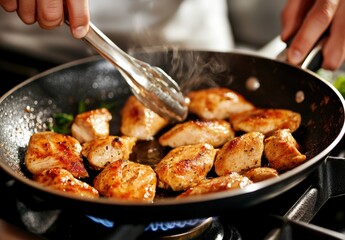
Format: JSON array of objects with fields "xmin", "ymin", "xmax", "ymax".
[
  {"xmin": 281, "ymin": 0, "xmax": 345, "ymax": 70},
  {"xmin": 0, "ymin": 0, "xmax": 89, "ymax": 39}
]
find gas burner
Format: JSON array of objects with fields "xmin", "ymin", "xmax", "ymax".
[
  {"xmin": 138, "ymin": 217, "xmax": 241, "ymax": 240},
  {"xmin": 142, "ymin": 218, "xmax": 213, "ymax": 239},
  {"xmin": 84, "ymin": 216, "xmax": 241, "ymax": 240}
]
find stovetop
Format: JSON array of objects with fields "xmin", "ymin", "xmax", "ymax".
[
  {"xmin": 1, "ymin": 153, "xmax": 345, "ymax": 240},
  {"xmin": 1, "ymin": 48, "xmax": 345, "ymax": 240}
]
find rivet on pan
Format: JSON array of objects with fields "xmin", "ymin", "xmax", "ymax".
[
  {"xmin": 92, "ymin": 82, "xmax": 99, "ymax": 89},
  {"xmin": 107, "ymin": 92, "xmax": 115, "ymax": 98},
  {"xmin": 295, "ymin": 90, "xmax": 305, "ymax": 103},
  {"xmin": 246, "ymin": 77, "xmax": 260, "ymax": 91},
  {"xmin": 25, "ymin": 106, "xmax": 34, "ymax": 113}
]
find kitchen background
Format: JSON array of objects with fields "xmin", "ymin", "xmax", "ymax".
[{"xmin": 0, "ymin": 0, "xmax": 286, "ymax": 96}]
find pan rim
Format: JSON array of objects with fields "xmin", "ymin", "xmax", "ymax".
[{"xmin": 1, "ymin": 51, "xmax": 345, "ymax": 208}]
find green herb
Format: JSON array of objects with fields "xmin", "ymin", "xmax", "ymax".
[
  {"xmin": 333, "ymin": 75, "xmax": 345, "ymax": 98},
  {"xmin": 78, "ymin": 100, "xmax": 87, "ymax": 114},
  {"xmin": 47, "ymin": 99, "xmax": 117, "ymax": 134},
  {"xmin": 99, "ymin": 101, "xmax": 118, "ymax": 111},
  {"xmin": 48, "ymin": 113, "xmax": 74, "ymax": 134}
]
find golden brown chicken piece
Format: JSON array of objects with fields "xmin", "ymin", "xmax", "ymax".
[
  {"xmin": 93, "ymin": 159, "xmax": 157, "ymax": 202},
  {"xmin": 242, "ymin": 167, "xmax": 279, "ymax": 183},
  {"xmin": 187, "ymin": 87, "xmax": 255, "ymax": 120},
  {"xmin": 229, "ymin": 108, "xmax": 301, "ymax": 135},
  {"xmin": 120, "ymin": 96, "xmax": 169, "ymax": 140},
  {"xmin": 154, "ymin": 143, "xmax": 216, "ymax": 191},
  {"xmin": 214, "ymin": 132, "xmax": 264, "ymax": 176},
  {"xmin": 158, "ymin": 120, "xmax": 235, "ymax": 148},
  {"xmin": 82, "ymin": 136, "xmax": 137, "ymax": 171},
  {"xmin": 176, "ymin": 172, "xmax": 252, "ymax": 199},
  {"xmin": 71, "ymin": 108, "xmax": 112, "ymax": 144},
  {"xmin": 25, "ymin": 132, "xmax": 89, "ymax": 178},
  {"xmin": 264, "ymin": 129, "xmax": 307, "ymax": 171},
  {"xmin": 33, "ymin": 168, "xmax": 99, "ymax": 199}
]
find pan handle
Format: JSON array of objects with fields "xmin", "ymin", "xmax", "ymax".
[{"xmin": 276, "ymin": 38, "xmax": 324, "ymax": 72}]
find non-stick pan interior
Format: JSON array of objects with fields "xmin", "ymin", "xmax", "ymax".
[
  {"xmin": 0, "ymin": 50, "xmax": 344, "ymax": 220},
  {"xmin": 133, "ymin": 50, "xmax": 345, "ymax": 161}
]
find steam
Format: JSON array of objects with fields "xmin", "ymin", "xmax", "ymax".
[
  {"xmin": 167, "ymin": 48, "xmax": 234, "ymax": 93},
  {"xmin": 128, "ymin": 47, "xmax": 235, "ymax": 94}
]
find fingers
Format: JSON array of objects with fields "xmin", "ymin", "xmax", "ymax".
[
  {"xmin": 1, "ymin": 0, "xmax": 37, "ymax": 25},
  {"xmin": 0, "ymin": 0, "xmax": 17, "ymax": 12},
  {"xmin": 322, "ymin": 1, "xmax": 345, "ymax": 70},
  {"xmin": 17, "ymin": 0, "xmax": 36, "ymax": 24},
  {"xmin": 1, "ymin": 0, "xmax": 89, "ymax": 39},
  {"xmin": 280, "ymin": 0, "xmax": 314, "ymax": 42},
  {"xmin": 35, "ymin": 0, "xmax": 90, "ymax": 39},
  {"xmin": 285, "ymin": 0, "xmax": 339, "ymax": 67},
  {"xmin": 65, "ymin": 0, "xmax": 89, "ymax": 38},
  {"xmin": 36, "ymin": 0, "xmax": 64, "ymax": 29}
]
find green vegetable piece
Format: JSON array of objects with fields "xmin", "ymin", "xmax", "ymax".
[
  {"xmin": 48, "ymin": 113, "xmax": 74, "ymax": 134},
  {"xmin": 333, "ymin": 75, "xmax": 345, "ymax": 98}
]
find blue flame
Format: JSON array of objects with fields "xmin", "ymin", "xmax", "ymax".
[
  {"xmin": 86, "ymin": 215, "xmax": 207, "ymax": 232},
  {"xmin": 86, "ymin": 215, "xmax": 115, "ymax": 228},
  {"xmin": 145, "ymin": 218, "xmax": 205, "ymax": 232}
]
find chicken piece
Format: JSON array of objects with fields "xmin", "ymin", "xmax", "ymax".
[
  {"xmin": 71, "ymin": 108, "xmax": 112, "ymax": 144},
  {"xmin": 176, "ymin": 172, "xmax": 252, "ymax": 199},
  {"xmin": 214, "ymin": 132, "xmax": 264, "ymax": 176},
  {"xmin": 93, "ymin": 159, "xmax": 157, "ymax": 202},
  {"xmin": 187, "ymin": 87, "xmax": 255, "ymax": 120},
  {"xmin": 33, "ymin": 168, "xmax": 99, "ymax": 199},
  {"xmin": 230, "ymin": 108, "xmax": 301, "ymax": 135},
  {"xmin": 25, "ymin": 132, "xmax": 88, "ymax": 178},
  {"xmin": 242, "ymin": 167, "xmax": 279, "ymax": 183},
  {"xmin": 82, "ymin": 136, "xmax": 137, "ymax": 171},
  {"xmin": 120, "ymin": 96, "xmax": 169, "ymax": 140},
  {"xmin": 264, "ymin": 129, "xmax": 307, "ymax": 171},
  {"xmin": 159, "ymin": 120, "xmax": 235, "ymax": 148},
  {"xmin": 154, "ymin": 143, "xmax": 216, "ymax": 191}
]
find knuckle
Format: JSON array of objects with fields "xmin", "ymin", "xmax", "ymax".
[
  {"xmin": 73, "ymin": 15, "xmax": 89, "ymax": 26},
  {"xmin": 39, "ymin": 1, "xmax": 62, "ymax": 25},
  {"xmin": 314, "ymin": 1, "xmax": 337, "ymax": 26}
]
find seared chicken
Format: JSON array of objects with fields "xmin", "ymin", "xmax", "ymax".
[
  {"xmin": 154, "ymin": 143, "xmax": 216, "ymax": 191},
  {"xmin": 187, "ymin": 87, "xmax": 255, "ymax": 120},
  {"xmin": 264, "ymin": 129, "xmax": 307, "ymax": 171},
  {"xmin": 230, "ymin": 108, "xmax": 301, "ymax": 135},
  {"xmin": 71, "ymin": 108, "xmax": 112, "ymax": 144},
  {"xmin": 159, "ymin": 120, "xmax": 235, "ymax": 148},
  {"xmin": 34, "ymin": 168, "xmax": 99, "ymax": 199},
  {"xmin": 177, "ymin": 172, "xmax": 252, "ymax": 198},
  {"xmin": 82, "ymin": 136, "xmax": 137, "ymax": 171},
  {"xmin": 214, "ymin": 132, "xmax": 264, "ymax": 176},
  {"xmin": 25, "ymin": 132, "xmax": 88, "ymax": 178},
  {"xmin": 93, "ymin": 159, "xmax": 157, "ymax": 202},
  {"xmin": 242, "ymin": 167, "xmax": 279, "ymax": 183},
  {"xmin": 120, "ymin": 96, "xmax": 169, "ymax": 140}
]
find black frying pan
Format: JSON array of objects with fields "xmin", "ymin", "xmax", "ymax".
[{"xmin": 0, "ymin": 50, "xmax": 344, "ymax": 223}]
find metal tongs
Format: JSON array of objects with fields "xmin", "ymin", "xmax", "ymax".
[{"xmin": 69, "ymin": 21, "xmax": 188, "ymax": 122}]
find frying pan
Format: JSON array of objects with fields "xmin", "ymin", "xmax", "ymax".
[{"xmin": 0, "ymin": 49, "xmax": 344, "ymax": 223}]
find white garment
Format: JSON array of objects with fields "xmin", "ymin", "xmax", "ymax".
[{"xmin": 0, "ymin": 0, "xmax": 234, "ymax": 63}]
